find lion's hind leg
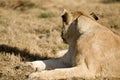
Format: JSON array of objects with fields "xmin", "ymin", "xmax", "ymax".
[{"xmin": 28, "ymin": 66, "xmax": 95, "ymax": 80}]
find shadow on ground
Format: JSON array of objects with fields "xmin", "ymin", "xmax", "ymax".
[
  {"xmin": 0, "ymin": 44, "xmax": 47, "ymax": 61},
  {"xmin": 102, "ymin": 0, "xmax": 120, "ymax": 3}
]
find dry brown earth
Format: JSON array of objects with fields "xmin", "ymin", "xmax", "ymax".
[{"xmin": 0, "ymin": 0, "xmax": 120, "ymax": 80}]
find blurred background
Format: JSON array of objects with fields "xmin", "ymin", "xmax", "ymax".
[{"xmin": 0, "ymin": 0, "xmax": 120, "ymax": 80}]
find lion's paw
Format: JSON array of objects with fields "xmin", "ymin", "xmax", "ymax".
[{"xmin": 25, "ymin": 61, "xmax": 46, "ymax": 71}]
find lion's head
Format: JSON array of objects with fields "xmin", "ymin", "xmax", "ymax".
[{"xmin": 61, "ymin": 9, "xmax": 98, "ymax": 45}]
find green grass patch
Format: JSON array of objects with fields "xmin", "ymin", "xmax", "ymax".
[
  {"xmin": 0, "ymin": 20, "xmax": 8, "ymax": 26},
  {"xmin": 38, "ymin": 12, "xmax": 55, "ymax": 18},
  {"xmin": 58, "ymin": 44, "xmax": 68, "ymax": 50}
]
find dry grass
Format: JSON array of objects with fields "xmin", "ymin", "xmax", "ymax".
[{"xmin": 0, "ymin": 0, "xmax": 120, "ymax": 80}]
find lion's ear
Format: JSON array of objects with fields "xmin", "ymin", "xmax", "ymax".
[
  {"xmin": 90, "ymin": 12, "xmax": 99, "ymax": 21},
  {"xmin": 61, "ymin": 9, "xmax": 72, "ymax": 24}
]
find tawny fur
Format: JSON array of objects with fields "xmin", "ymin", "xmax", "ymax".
[{"xmin": 26, "ymin": 9, "xmax": 120, "ymax": 79}]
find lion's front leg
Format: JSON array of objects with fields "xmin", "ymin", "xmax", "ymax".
[
  {"xmin": 25, "ymin": 50, "xmax": 68, "ymax": 71},
  {"xmin": 25, "ymin": 58, "xmax": 70, "ymax": 71},
  {"xmin": 28, "ymin": 66, "xmax": 95, "ymax": 80}
]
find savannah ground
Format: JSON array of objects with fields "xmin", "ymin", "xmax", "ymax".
[{"xmin": 0, "ymin": 0, "xmax": 120, "ymax": 80}]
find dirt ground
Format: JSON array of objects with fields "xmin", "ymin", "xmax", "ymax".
[{"xmin": 0, "ymin": 0, "xmax": 120, "ymax": 80}]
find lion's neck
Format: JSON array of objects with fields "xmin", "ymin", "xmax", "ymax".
[{"xmin": 66, "ymin": 22, "xmax": 80, "ymax": 46}]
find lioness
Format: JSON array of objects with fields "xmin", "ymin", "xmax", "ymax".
[{"xmin": 26, "ymin": 9, "xmax": 120, "ymax": 79}]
